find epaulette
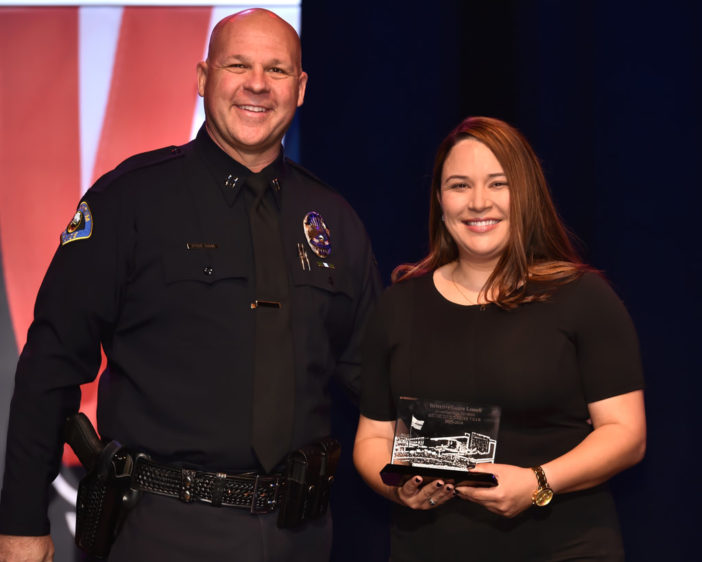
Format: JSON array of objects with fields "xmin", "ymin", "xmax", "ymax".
[
  {"xmin": 111, "ymin": 145, "xmax": 186, "ymax": 175},
  {"xmin": 92, "ymin": 144, "xmax": 187, "ymax": 190},
  {"xmin": 284, "ymin": 157, "xmax": 337, "ymax": 192}
]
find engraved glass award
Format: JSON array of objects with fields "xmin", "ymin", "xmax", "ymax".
[{"xmin": 380, "ymin": 397, "xmax": 501, "ymax": 487}]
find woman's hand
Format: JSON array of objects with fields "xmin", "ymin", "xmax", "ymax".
[
  {"xmin": 454, "ymin": 390, "xmax": 647, "ymax": 519},
  {"xmin": 454, "ymin": 463, "xmax": 535, "ymax": 518},
  {"xmin": 395, "ymin": 477, "xmax": 454, "ymax": 510}
]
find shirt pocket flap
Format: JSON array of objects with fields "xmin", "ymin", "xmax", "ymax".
[
  {"xmin": 163, "ymin": 248, "xmax": 249, "ymax": 284},
  {"xmin": 290, "ymin": 264, "xmax": 354, "ymax": 298}
]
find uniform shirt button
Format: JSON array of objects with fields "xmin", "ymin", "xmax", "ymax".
[{"xmin": 203, "ymin": 266, "xmax": 213, "ymax": 276}]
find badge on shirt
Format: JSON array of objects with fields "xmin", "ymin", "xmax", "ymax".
[
  {"xmin": 303, "ymin": 211, "xmax": 331, "ymax": 258},
  {"xmin": 60, "ymin": 201, "xmax": 93, "ymax": 245}
]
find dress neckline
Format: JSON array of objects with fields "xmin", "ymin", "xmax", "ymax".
[{"xmin": 428, "ymin": 271, "xmax": 488, "ymax": 310}]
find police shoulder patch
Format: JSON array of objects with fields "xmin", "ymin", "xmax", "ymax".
[{"xmin": 60, "ymin": 201, "xmax": 93, "ymax": 245}]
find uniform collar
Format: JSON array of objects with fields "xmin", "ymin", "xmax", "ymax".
[{"xmin": 194, "ymin": 124, "xmax": 287, "ymax": 208}]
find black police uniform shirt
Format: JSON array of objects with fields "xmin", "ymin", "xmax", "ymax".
[{"xmin": 0, "ymin": 126, "xmax": 381, "ymax": 535}]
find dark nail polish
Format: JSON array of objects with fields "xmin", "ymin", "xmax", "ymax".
[{"xmin": 414, "ymin": 477, "xmax": 421, "ymax": 484}]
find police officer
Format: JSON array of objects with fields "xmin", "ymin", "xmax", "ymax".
[{"xmin": 0, "ymin": 9, "xmax": 380, "ymax": 561}]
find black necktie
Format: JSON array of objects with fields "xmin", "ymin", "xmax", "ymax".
[{"xmin": 247, "ymin": 173, "xmax": 295, "ymax": 473}]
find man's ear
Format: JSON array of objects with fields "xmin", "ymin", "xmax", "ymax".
[
  {"xmin": 196, "ymin": 61, "xmax": 208, "ymax": 97},
  {"xmin": 296, "ymin": 71, "xmax": 308, "ymax": 107}
]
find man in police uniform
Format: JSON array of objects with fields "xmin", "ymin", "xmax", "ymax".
[{"xmin": 0, "ymin": 9, "xmax": 379, "ymax": 561}]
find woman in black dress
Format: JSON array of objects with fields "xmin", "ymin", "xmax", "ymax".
[{"xmin": 354, "ymin": 116, "xmax": 646, "ymax": 561}]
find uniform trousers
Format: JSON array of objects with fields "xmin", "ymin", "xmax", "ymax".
[{"xmin": 104, "ymin": 493, "xmax": 333, "ymax": 561}]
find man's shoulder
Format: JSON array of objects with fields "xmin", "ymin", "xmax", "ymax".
[
  {"xmin": 116, "ymin": 144, "xmax": 188, "ymax": 173},
  {"xmin": 91, "ymin": 141, "xmax": 193, "ymax": 194},
  {"xmin": 283, "ymin": 158, "xmax": 360, "ymax": 218},
  {"xmin": 284, "ymin": 158, "xmax": 350, "ymax": 202},
  {"xmin": 284, "ymin": 158, "xmax": 331, "ymax": 189}
]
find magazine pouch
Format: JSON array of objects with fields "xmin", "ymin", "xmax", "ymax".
[{"xmin": 307, "ymin": 436, "xmax": 341, "ymax": 518}]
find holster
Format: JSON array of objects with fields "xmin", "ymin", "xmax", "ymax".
[
  {"xmin": 277, "ymin": 437, "xmax": 341, "ymax": 529},
  {"xmin": 64, "ymin": 413, "xmax": 140, "ymax": 559}
]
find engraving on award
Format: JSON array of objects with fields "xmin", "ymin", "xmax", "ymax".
[{"xmin": 380, "ymin": 397, "xmax": 501, "ymax": 487}]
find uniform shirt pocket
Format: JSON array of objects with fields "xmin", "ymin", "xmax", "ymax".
[
  {"xmin": 162, "ymin": 246, "xmax": 249, "ymax": 285},
  {"xmin": 290, "ymin": 263, "xmax": 354, "ymax": 298}
]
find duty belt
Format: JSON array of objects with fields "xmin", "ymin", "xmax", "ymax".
[{"xmin": 131, "ymin": 456, "xmax": 285, "ymax": 514}]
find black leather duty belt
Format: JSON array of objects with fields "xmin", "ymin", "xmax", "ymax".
[{"xmin": 131, "ymin": 456, "xmax": 285, "ymax": 514}]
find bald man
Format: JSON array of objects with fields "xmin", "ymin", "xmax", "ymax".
[{"xmin": 0, "ymin": 9, "xmax": 380, "ymax": 561}]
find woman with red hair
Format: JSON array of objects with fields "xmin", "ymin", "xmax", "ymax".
[{"xmin": 354, "ymin": 116, "xmax": 646, "ymax": 561}]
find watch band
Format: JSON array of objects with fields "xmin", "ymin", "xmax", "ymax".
[{"xmin": 530, "ymin": 465, "xmax": 554, "ymax": 507}]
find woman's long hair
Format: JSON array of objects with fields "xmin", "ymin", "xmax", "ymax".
[{"xmin": 393, "ymin": 116, "xmax": 591, "ymax": 308}]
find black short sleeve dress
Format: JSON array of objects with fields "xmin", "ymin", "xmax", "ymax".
[{"xmin": 360, "ymin": 272, "xmax": 644, "ymax": 561}]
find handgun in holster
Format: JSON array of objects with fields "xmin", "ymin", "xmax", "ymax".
[
  {"xmin": 64, "ymin": 412, "xmax": 140, "ymax": 559},
  {"xmin": 276, "ymin": 437, "xmax": 341, "ymax": 529}
]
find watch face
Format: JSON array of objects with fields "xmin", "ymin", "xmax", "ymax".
[{"xmin": 533, "ymin": 488, "xmax": 554, "ymax": 507}]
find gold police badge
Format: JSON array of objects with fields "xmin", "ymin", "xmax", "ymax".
[{"xmin": 303, "ymin": 211, "xmax": 331, "ymax": 259}]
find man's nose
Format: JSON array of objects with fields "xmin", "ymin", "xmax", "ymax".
[{"xmin": 244, "ymin": 66, "xmax": 268, "ymax": 93}]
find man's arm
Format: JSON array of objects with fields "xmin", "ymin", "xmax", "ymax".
[
  {"xmin": 332, "ymin": 235, "xmax": 382, "ymax": 401},
  {"xmin": 0, "ymin": 185, "xmax": 125, "ymax": 537},
  {"xmin": 0, "ymin": 534, "xmax": 54, "ymax": 562}
]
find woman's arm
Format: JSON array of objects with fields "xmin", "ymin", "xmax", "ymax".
[
  {"xmin": 456, "ymin": 390, "xmax": 646, "ymax": 518},
  {"xmin": 353, "ymin": 415, "xmax": 455, "ymax": 509},
  {"xmin": 353, "ymin": 415, "xmax": 397, "ymax": 502}
]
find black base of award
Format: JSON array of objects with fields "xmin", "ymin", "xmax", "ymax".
[{"xmin": 380, "ymin": 464, "xmax": 498, "ymax": 488}]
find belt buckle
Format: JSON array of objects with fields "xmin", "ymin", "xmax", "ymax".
[{"xmin": 250, "ymin": 474, "xmax": 280, "ymax": 514}]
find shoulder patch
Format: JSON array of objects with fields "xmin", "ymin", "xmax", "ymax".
[{"xmin": 60, "ymin": 201, "xmax": 93, "ymax": 245}]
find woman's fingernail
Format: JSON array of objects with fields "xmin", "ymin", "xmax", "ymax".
[{"xmin": 414, "ymin": 477, "xmax": 421, "ymax": 483}]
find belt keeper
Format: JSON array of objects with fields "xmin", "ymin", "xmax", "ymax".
[
  {"xmin": 250, "ymin": 474, "xmax": 261, "ymax": 513},
  {"xmin": 180, "ymin": 469, "xmax": 196, "ymax": 503},
  {"xmin": 211, "ymin": 473, "xmax": 227, "ymax": 507}
]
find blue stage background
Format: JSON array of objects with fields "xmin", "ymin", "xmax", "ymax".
[{"xmin": 299, "ymin": 2, "xmax": 701, "ymax": 560}]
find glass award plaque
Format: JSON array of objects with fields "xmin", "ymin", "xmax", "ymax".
[{"xmin": 380, "ymin": 397, "xmax": 501, "ymax": 487}]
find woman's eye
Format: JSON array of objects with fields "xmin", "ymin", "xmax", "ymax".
[{"xmin": 491, "ymin": 181, "xmax": 509, "ymax": 189}]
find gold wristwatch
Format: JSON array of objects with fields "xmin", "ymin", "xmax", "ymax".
[{"xmin": 530, "ymin": 465, "xmax": 554, "ymax": 507}]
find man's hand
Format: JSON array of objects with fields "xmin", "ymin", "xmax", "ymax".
[{"xmin": 0, "ymin": 534, "xmax": 54, "ymax": 562}]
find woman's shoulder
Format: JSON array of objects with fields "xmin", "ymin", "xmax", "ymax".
[
  {"xmin": 556, "ymin": 270, "xmax": 622, "ymax": 304},
  {"xmin": 371, "ymin": 273, "xmax": 434, "ymax": 322},
  {"xmin": 382, "ymin": 272, "xmax": 433, "ymax": 301},
  {"xmin": 550, "ymin": 270, "xmax": 635, "ymax": 328}
]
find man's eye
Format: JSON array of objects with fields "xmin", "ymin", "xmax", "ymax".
[{"xmin": 268, "ymin": 67, "xmax": 286, "ymax": 74}]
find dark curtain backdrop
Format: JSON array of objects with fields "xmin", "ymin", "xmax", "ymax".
[{"xmin": 299, "ymin": 1, "xmax": 701, "ymax": 561}]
